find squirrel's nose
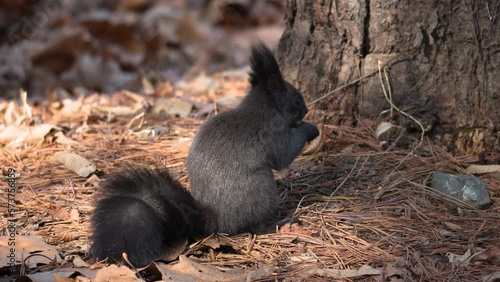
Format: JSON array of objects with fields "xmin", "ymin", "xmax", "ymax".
[{"xmin": 2, "ymin": 71, "xmax": 19, "ymax": 83}]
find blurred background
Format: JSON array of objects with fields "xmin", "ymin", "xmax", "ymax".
[{"xmin": 0, "ymin": 0, "xmax": 286, "ymax": 101}]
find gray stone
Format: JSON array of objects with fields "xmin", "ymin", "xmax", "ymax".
[{"xmin": 430, "ymin": 171, "xmax": 492, "ymax": 210}]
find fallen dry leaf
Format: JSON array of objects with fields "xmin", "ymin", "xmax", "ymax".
[
  {"xmin": 94, "ymin": 264, "xmax": 140, "ymax": 282},
  {"xmin": 304, "ymin": 265, "xmax": 382, "ymax": 279},
  {"xmin": 279, "ymin": 222, "xmax": 311, "ymax": 235},
  {"xmin": 135, "ymin": 125, "xmax": 170, "ymax": 139},
  {"xmin": 447, "ymin": 249, "xmax": 473, "ymax": 267},
  {"xmin": 199, "ymin": 237, "xmax": 223, "ymax": 249},
  {"xmin": 54, "ymin": 131, "xmax": 77, "ymax": 145},
  {"xmin": 380, "ymin": 262, "xmax": 406, "ymax": 282},
  {"xmin": 152, "ymin": 97, "xmax": 193, "ymax": 118},
  {"xmin": 71, "ymin": 255, "xmax": 90, "ymax": 268},
  {"xmin": 482, "ymin": 271, "xmax": 500, "ymax": 282},
  {"xmin": 471, "ymin": 246, "xmax": 500, "ymax": 262},
  {"xmin": 443, "ymin": 221, "xmax": 462, "ymax": 231},
  {"xmin": 375, "ymin": 121, "xmax": 394, "ymax": 139},
  {"xmin": 47, "ymin": 229, "xmax": 81, "ymax": 244},
  {"xmin": 0, "ymin": 125, "xmax": 26, "ymax": 143},
  {"xmin": 466, "ymin": 164, "xmax": 500, "ymax": 174},
  {"xmin": 157, "ymin": 255, "xmax": 275, "ymax": 281},
  {"xmin": 26, "ymin": 267, "xmax": 97, "ymax": 282},
  {"xmin": 30, "ymin": 27, "xmax": 92, "ymax": 73},
  {"xmin": 0, "ymin": 235, "xmax": 63, "ymax": 268},
  {"xmin": 290, "ymin": 254, "xmax": 318, "ymax": 263},
  {"xmin": 95, "ymin": 105, "xmax": 140, "ymax": 116},
  {"xmin": 54, "ymin": 151, "xmax": 97, "ymax": 177},
  {"xmin": 177, "ymin": 73, "xmax": 219, "ymax": 97},
  {"xmin": 11, "ymin": 123, "xmax": 62, "ymax": 146}
]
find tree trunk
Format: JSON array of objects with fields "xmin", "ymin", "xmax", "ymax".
[{"xmin": 278, "ymin": 0, "xmax": 499, "ymax": 154}]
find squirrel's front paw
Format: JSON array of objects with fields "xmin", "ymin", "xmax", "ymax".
[{"xmin": 302, "ymin": 122, "xmax": 319, "ymax": 142}]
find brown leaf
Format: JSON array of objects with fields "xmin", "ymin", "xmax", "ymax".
[
  {"xmin": 375, "ymin": 121, "xmax": 394, "ymax": 139},
  {"xmin": 53, "ymin": 273, "xmax": 74, "ymax": 282},
  {"xmin": 54, "ymin": 152, "xmax": 97, "ymax": 177},
  {"xmin": 25, "ymin": 267, "xmax": 97, "ymax": 281},
  {"xmin": 200, "ymin": 237, "xmax": 223, "ymax": 249},
  {"xmin": 472, "ymin": 246, "xmax": 500, "ymax": 262},
  {"xmin": 71, "ymin": 255, "xmax": 90, "ymax": 268},
  {"xmin": 154, "ymin": 81, "xmax": 175, "ymax": 97},
  {"xmin": 382, "ymin": 263, "xmax": 406, "ymax": 281},
  {"xmin": 51, "ymin": 208, "xmax": 71, "ymax": 221},
  {"xmin": 279, "ymin": 222, "xmax": 311, "ymax": 236},
  {"xmin": 79, "ymin": 11, "xmax": 142, "ymax": 52},
  {"xmin": 31, "ymin": 27, "xmax": 92, "ymax": 73},
  {"xmin": 48, "ymin": 230, "xmax": 82, "ymax": 244},
  {"xmin": 466, "ymin": 164, "xmax": 500, "ymax": 174},
  {"xmin": 54, "ymin": 131, "xmax": 77, "ymax": 145},
  {"xmin": 0, "ymin": 125, "xmax": 25, "ymax": 143},
  {"xmin": 177, "ymin": 73, "xmax": 219, "ymax": 97},
  {"xmin": 290, "ymin": 254, "xmax": 318, "ymax": 262},
  {"xmin": 304, "ymin": 265, "xmax": 381, "ymax": 279},
  {"xmin": 11, "ymin": 124, "xmax": 62, "ymax": 146},
  {"xmin": 443, "ymin": 221, "xmax": 462, "ymax": 231},
  {"xmin": 152, "ymin": 97, "xmax": 193, "ymax": 118},
  {"xmin": 94, "ymin": 265, "xmax": 140, "ymax": 282},
  {"xmin": 117, "ymin": 0, "xmax": 150, "ymax": 11},
  {"xmin": 157, "ymin": 255, "xmax": 275, "ymax": 281},
  {"xmin": 0, "ymin": 236, "xmax": 63, "ymax": 268},
  {"xmin": 482, "ymin": 271, "xmax": 500, "ymax": 282},
  {"xmin": 70, "ymin": 208, "xmax": 80, "ymax": 222}
]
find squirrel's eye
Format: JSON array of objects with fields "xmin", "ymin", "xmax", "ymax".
[{"xmin": 295, "ymin": 97, "xmax": 301, "ymax": 105}]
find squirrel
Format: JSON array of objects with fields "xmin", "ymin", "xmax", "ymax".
[{"xmin": 90, "ymin": 43, "xmax": 319, "ymax": 267}]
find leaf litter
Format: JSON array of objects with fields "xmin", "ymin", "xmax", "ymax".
[
  {"xmin": 0, "ymin": 1, "xmax": 499, "ymax": 281},
  {"xmin": 1, "ymin": 79, "xmax": 499, "ymax": 280}
]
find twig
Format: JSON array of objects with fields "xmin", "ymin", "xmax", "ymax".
[
  {"xmin": 318, "ymin": 156, "xmax": 361, "ymax": 213},
  {"xmin": 374, "ymin": 61, "xmax": 428, "ymax": 199},
  {"xmin": 307, "ymin": 72, "xmax": 376, "ymax": 106},
  {"xmin": 307, "ymin": 53, "xmax": 417, "ymax": 106},
  {"xmin": 378, "ymin": 65, "xmax": 393, "ymax": 118},
  {"xmin": 377, "ymin": 61, "xmax": 425, "ymax": 146},
  {"xmin": 122, "ymin": 252, "xmax": 144, "ymax": 280},
  {"xmin": 385, "ymin": 127, "xmax": 407, "ymax": 152}
]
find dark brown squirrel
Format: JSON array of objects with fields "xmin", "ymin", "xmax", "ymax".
[{"xmin": 90, "ymin": 43, "xmax": 319, "ymax": 267}]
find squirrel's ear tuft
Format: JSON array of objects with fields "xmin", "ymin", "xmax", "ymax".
[{"xmin": 249, "ymin": 42, "xmax": 285, "ymax": 93}]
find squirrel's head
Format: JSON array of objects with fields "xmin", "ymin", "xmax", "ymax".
[{"xmin": 248, "ymin": 43, "xmax": 308, "ymax": 125}]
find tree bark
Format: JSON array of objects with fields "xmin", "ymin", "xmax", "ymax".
[{"xmin": 278, "ymin": 0, "xmax": 499, "ymax": 154}]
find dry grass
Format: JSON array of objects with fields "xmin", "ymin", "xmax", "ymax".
[{"xmin": 1, "ymin": 110, "xmax": 499, "ymax": 281}]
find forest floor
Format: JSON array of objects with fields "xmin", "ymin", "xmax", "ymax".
[
  {"xmin": 1, "ymin": 71, "xmax": 499, "ymax": 281},
  {"xmin": 1, "ymin": 1, "xmax": 500, "ymax": 281}
]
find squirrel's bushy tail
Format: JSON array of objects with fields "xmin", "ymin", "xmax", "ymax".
[{"xmin": 90, "ymin": 168, "xmax": 199, "ymax": 267}]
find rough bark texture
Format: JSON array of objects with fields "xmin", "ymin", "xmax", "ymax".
[{"xmin": 278, "ymin": 0, "xmax": 499, "ymax": 154}]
